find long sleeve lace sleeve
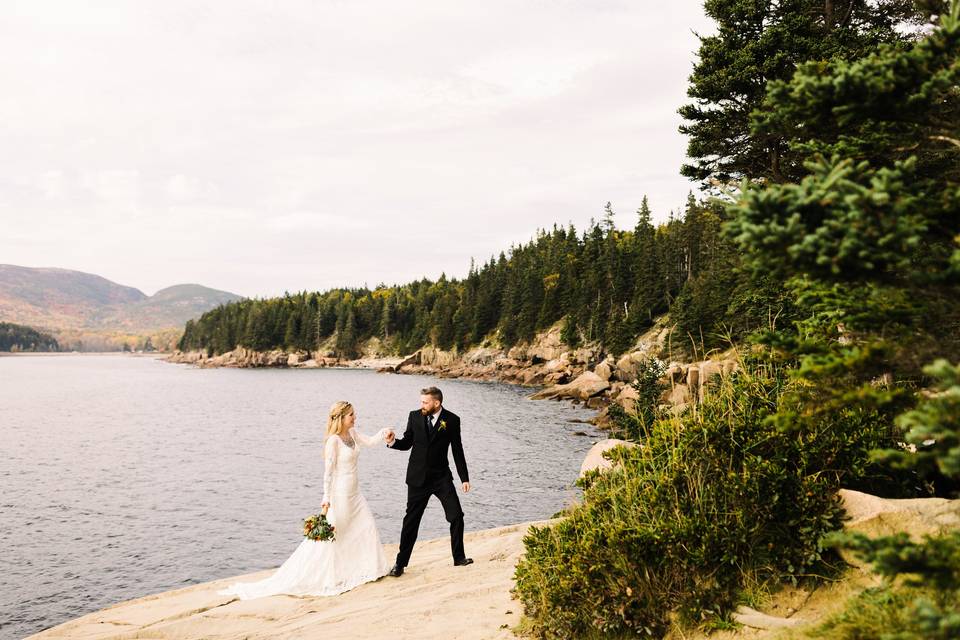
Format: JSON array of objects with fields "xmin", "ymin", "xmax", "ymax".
[
  {"xmin": 350, "ymin": 427, "xmax": 386, "ymax": 448},
  {"xmin": 322, "ymin": 436, "xmax": 338, "ymax": 505}
]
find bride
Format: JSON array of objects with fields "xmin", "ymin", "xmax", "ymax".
[{"xmin": 218, "ymin": 401, "xmax": 392, "ymax": 599}]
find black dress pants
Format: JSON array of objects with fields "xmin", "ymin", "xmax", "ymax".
[{"xmin": 395, "ymin": 473, "xmax": 465, "ymax": 567}]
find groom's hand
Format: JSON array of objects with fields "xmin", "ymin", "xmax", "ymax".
[
  {"xmin": 384, "ymin": 429, "xmax": 396, "ymax": 446},
  {"xmin": 462, "ymin": 482, "xmax": 471, "ymax": 493}
]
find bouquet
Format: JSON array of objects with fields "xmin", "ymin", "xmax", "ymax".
[{"xmin": 303, "ymin": 512, "xmax": 336, "ymax": 542}]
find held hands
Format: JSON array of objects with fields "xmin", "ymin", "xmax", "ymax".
[{"xmin": 384, "ymin": 429, "xmax": 396, "ymax": 446}]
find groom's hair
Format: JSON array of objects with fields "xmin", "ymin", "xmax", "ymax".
[{"xmin": 420, "ymin": 386, "xmax": 443, "ymax": 403}]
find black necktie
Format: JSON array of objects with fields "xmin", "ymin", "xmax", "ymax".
[{"xmin": 427, "ymin": 414, "xmax": 435, "ymax": 436}]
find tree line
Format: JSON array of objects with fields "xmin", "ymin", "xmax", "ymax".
[
  {"xmin": 178, "ymin": 197, "xmax": 788, "ymax": 358},
  {"xmin": 0, "ymin": 322, "xmax": 60, "ymax": 352}
]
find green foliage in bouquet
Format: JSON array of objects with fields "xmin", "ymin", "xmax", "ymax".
[{"xmin": 303, "ymin": 513, "xmax": 336, "ymax": 542}]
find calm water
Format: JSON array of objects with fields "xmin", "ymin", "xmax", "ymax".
[{"xmin": 0, "ymin": 355, "xmax": 601, "ymax": 639}]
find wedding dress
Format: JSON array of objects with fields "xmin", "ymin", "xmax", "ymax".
[{"xmin": 218, "ymin": 427, "xmax": 390, "ymax": 599}]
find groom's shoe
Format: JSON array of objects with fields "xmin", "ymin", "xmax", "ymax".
[
  {"xmin": 388, "ymin": 564, "xmax": 404, "ymax": 577},
  {"xmin": 453, "ymin": 557, "xmax": 474, "ymax": 567}
]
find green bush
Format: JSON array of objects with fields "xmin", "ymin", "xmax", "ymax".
[
  {"xmin": 608, "ymin": 357, "xmax": 667, "ymax": 442},
  {"xmin": 513, "ymin": 354, "xmax": 904, "ymax": 638}
]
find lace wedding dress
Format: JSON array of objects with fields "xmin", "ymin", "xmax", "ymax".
[{"xmin": 218, "ymin": 427, "xmax": 390, "ymax": 599}]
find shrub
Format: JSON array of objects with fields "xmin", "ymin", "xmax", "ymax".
[
  {"xmin": 513, "ymin": 353, "xmax": 903, "ymax": 637},
  {"xmin": 608, "ymin": 357, "xmax": 667, "ymax": 442}
]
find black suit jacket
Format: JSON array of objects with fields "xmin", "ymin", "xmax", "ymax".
[{"xmin": 389, "ymin": 407, "xmax": 469, "ymax": 487}]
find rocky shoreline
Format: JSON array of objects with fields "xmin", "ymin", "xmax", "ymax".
[{"xmin": 165, "ymin": 318, "xmax": 739, "ymax": 427}]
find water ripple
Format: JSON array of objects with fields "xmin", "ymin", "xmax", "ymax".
[{"xmin": 0, "ymin": 355, "xmax": 601, "ymax": 639}]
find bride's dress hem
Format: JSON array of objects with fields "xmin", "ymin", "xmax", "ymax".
[{"xmin": 217, "ymin": 567, "xmax": 389, "ymax": 599}]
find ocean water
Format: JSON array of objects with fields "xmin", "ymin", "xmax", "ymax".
[{"xmin": 0, "ymin": 354, "xmax": 601, "ymax": 639}]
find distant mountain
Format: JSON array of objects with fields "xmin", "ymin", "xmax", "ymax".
[
  {"xmin": 99, "ymin": 284, "xmax": 243, "ymax": 331},
  {"xmin": 0, "ymin": 265, "xmax": 243, "ymax": 344}
]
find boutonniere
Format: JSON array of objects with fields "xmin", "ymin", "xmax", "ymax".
[{"xmin": 438, "ymin": 419, "xmax": 448, "ymax": 432}]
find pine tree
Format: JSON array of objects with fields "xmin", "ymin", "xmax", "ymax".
[
  {"xmin": 680, "ymin": 0, "xmax": 925, "ymax": 186},
  {"xmin": 725, "ymin": 3, "xmax": 960, "ymax": 467},
  {"xmin": 631, "ymin": 197, "xmax": 662, "ymax": 328}
]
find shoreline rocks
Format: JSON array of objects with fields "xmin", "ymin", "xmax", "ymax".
[{"xmin": 164, "ymin": 317, "xmax": 740, "ymax": 427}]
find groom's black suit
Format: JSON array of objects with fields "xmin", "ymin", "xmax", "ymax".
[{"xmin": 388, "ymin": 407, "xmax": 469, "ymax": 567}]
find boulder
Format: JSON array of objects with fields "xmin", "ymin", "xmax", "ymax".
[
  {"xmin": 614, "ymin": 354, "xmax": 636, "ymax": 381},
  {"xmin": 686, "ymin": 366, "xmax": 699, "ymax": 390},
  {"xmin": 665, "ymin": 364, "xmax": 685, "ymax": 384},
  {"xmin": 506, "ymin": 344, "xmax": 528, "ymax": 361},
  {"xmin": 394, "ymin": 352, "xmax": 421, "ymax": 371},
  {"xmin": 526, "ymin": 324, "xmax": 567, "ymax": 362},
  {"xmin": 594, "ymin": 361, "xmax": 613, "ymax": 381},
  {"xmin": 839, "ymin": 489, "xmax": 960, "ymax": 539},
  {"xmin": 571, "ymin": 346, "xmax": 600, "ymax": 366},
  {"xmin": 287, "ymin": 352, "xmax": 309, "ymax": 367},
  {"xmin": 663, "ymin": 383, "xmax": 691, "ymax": 407},
  {"xmin": 520, "ymin": 367, "xmax": 546, "ymax": 385},
  {"xmin": 579, "ymin": 439, "xmax": 640, "ymax": 478},
  {"xmin": 530, "ymin": 371, "xmax": 610, "ymax": 401},
  {"xmin": 698, "ymin": 360, "xmax": 723, "ymax": 385},
  {"xmin": 420, "ymin": 345, "xmax": 457, "ymax": 367},
  {"xmin": 733, "ymin": 606, "xmax": 804, "ymax": 630},
  {"xmin": 463, "ymin": 347, "xmax": 501, "ymax": 365},
  {"xmin": 543, "ymin": 359, "xmax": 567, "ymax": 373},
  {"xmin": 615, "ymin": 384, "xmax": 640, "ymax": 415},
  {"xmin": 585, "ymin": 396, "xmax": 606, "ymax": 410},
  {"xmin": 543, "ymin": 371, "xmax": 570, "ymax": 385}
]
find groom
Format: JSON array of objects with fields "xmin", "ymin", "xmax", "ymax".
[{"xmin": 385, "ymin": 386, "xmax": 472, "ymax": 576}]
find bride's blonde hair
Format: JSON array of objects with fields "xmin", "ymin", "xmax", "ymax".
[{"xmin": 326, "ymin": 401, "xmax": 354, "ymax": 436}]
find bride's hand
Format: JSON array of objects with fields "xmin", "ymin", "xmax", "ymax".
[
  {"xmin": 321, "ymin": 501, "xmax": 330, "ymax": 516},
  {"xmin": 384, "ymin": 429, "xmax": 395, "ymax": 445}
]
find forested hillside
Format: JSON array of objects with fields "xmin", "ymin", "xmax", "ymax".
[
  {"xmin": 0, "ymin": 322, "xmax": 59, "ymax": 352},
  {"xmin": 178, "ymin": 197, "xmax": 790, "ymax": 359}
]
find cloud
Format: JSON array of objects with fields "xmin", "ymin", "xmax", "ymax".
[
  {"xmin": 79, "ymin": 170, "xmax": 141, "ymax": 205},
  {"xmin": 0, "ymin": 0, "xmax": 716, "ymax": 298},
  {"xmin": 165, "ymin": 174, "xmax": 219, "ymax": 202},
  {"xmin": 266, "ymin": 211, "xmax": 374, "ymax": 232}
]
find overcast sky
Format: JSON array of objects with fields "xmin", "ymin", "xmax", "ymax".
[{"xmin": 1, "ymin": 1, "xmax": 715, "ymax": 298}]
